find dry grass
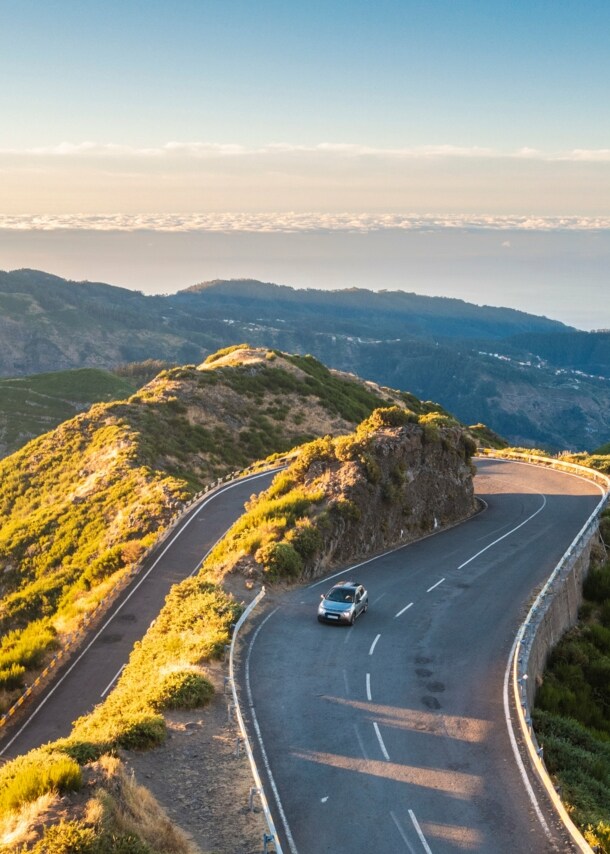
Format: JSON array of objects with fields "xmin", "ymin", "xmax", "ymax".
[{"xmin": 94, "ymin": 756, "xmax": 198, "ymax": 854}]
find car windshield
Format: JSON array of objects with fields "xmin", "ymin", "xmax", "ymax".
[{"xmin": 327, "ymin": 588, "xmax": 354, "ymax": 602}]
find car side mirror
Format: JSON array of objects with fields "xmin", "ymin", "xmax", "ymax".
[{"xmin": 320, "ymin": 593, "xmax": 324, "ymax": 600}]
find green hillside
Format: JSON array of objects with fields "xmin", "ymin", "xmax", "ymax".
[
  {"xmin": 0, "ymin": 347, "xmax": 449, "ymax": 712},
  {"xmin": 0, "ymin": 368, "xmax": 138, "ymax": 457}
]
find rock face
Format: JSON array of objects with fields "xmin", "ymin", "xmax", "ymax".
[
  {"xmin": 303, "ymin": 422, "xmax": 476, "ymax": 576},
  {"xmin": 211, "ymin": 409, "xmax": 477, "ymax": 584}
]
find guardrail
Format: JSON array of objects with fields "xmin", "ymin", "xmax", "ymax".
[
  {"xmin": 0, "ymin": 458, "xmax": 291, "ymax": 732},
  {"xmin": 482, "ymin": 450, "xmax": 610, "ymax": 852},
  {"xmin": 228, "ymin": 587, "xmax": 282, "ymax": 854}
]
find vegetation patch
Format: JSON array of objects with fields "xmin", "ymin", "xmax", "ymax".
[{"xmin": 534, "ymin": 551, "xmax": 610, "ymax": 849}]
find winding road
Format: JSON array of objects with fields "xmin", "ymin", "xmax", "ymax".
[
  {"xmin": 0, "ymin": 458, "xmax": 602, "ymax": 853},
  {"xmin": 239, "ymin": 458, "xmax": 601, "ymax": 853}
]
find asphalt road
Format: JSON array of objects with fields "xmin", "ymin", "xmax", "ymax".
[
  {"xmin": 240, "ymin": 459, "xmax": 602, "ymax": 854},
  {"xmin": 0, "ymin": 469, "xmax": 277, "ymax": 760}
]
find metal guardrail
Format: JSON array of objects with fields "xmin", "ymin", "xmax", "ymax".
[
  {"xmin": 483, "ymin": 450, "xmax": 610, "ymax": 852},
  {"xmin": 228, "ymin": 587, "xmax": 283, "ymax": 854}
]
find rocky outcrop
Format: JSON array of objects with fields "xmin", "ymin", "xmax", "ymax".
[
  {"xmin": 296, "ymin": 418, "xmax": 476, "ymax": 577},
  {"xmin": 212, "ymin": 408, "xmax": 477, "ymax": 584}
]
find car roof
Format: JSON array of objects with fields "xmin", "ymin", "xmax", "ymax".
[{"xmin": 331, "ymin": 580, "xmax": 361, "ymax": 589}]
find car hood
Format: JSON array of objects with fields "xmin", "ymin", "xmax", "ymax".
[{"xmin": 321, "ymin": 599, "xmax": 352, "ymax": 613}]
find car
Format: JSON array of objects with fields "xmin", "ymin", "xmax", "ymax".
[{"xmin": 317, "ymin": 580, "xmax": 368, "ymax": 625}]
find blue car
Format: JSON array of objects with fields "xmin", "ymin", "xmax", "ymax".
[{"xmin": 318, "ymin": 581, "xmax": 368, "ymax": 625}]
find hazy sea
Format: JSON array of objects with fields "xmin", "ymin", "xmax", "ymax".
[{"xmin": 1, "ymin": 227, "xmax": 608, "ymax": 330}]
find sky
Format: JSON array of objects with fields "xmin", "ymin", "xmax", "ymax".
[{"xmin": 0, "ymin": 0, "xmax": 609, "ymax": 327}]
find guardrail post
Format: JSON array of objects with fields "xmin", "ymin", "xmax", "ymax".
[
  {"xmin": 263, "ymin": 832, "xmax": 276, "ymax": 853},
  {"xmin": 249, "ymin": 786, "xmax": 261, "ymax": 811}
]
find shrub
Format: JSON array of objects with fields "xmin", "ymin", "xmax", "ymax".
[
  {"xmin": 0, "ymin": 751, "xmax": 82, "ymax": 813},
  {"xmin": 149, "ymin": 671, "xmax": 214, "ymax": 711},
  {"xmin": 287, "ymin": 519, "xmax": 323, "ymax": 559},
  {"xmin": 203, "ymin": 343, "xmax": 250, "ymax": 364},
  {"xmin": 585, "ymin": 821, "xmax": 610, "ymax": 853},
  {"xmin": 584, "ymin": 561, "xmax": 610, "ymax": 604},
  {"xmin": 29, "ymin": 821, "xmax": 97, "ymax": 854},
  {"xmin": 256, "ymin": 541, "xmax": 303, "ymax": 578},
  {"xmin": 116, "ymin": 714, "xmax": 166, "ymax": 750}
]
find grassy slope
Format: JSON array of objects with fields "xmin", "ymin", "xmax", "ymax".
[
  {"xmin": 1, "ymin": 347, "xmax": 442, "ymax": 710},
  {"xmin": 0, "ymin": 369, "xmax": 138, "ymax": 458}
]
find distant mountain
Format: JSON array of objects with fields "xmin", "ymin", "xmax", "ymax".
[{"xmin": 1, "ymin": 268, "xmax": 609, "ymax": 451}]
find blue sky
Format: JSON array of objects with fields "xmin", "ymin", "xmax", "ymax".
[
  {"xmin": 3, "ymin": 0, "xmax": 609, "ymax": 150},
  {"xmin": 0, "ymin": 1, "xmax": 609, "ymax": 326}
]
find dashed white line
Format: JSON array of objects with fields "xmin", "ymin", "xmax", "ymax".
[
  {"xmin": 354, "ymin": 723, "xmax": 370, "ymax": 760},
  {"xmin": 373, "ymin": 721, "xmax": 390, "ymax": 761},
  {"xmin": 366, "ymin": 672, "xmax": 372, "ymax": 701},
  {"xmin": 100, "ymin": 664, "xmax": 125, "ymax": 698},
  {"xmin": 372, "ymin": 592, "xmax": 387, "ymax": 605},
  {"xmin": 426, "ymin": 577, "xmax": 445, "ymax": 593},
  {"xmin": 369, "ymin": 634, "xmax": 381, "ymax": 656},
  {"xmin": 390, "ymin": 811, "xmax": 418, "ymax": 854},
  {"xmin": 458, "ymin": 493, "xmax": 547, "ymax": 569},
  {"xmin": 343, "ymin": 669, "xmax": 350, "ymax": 697},
  {"xmin": 395, "ymin": 601, "xmax": 413, "ymax": 618},
  {"xmin": 408, "ymin": 810, "xmax": 433, "ymax": 854}
]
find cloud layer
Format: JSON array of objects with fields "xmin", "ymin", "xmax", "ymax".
[
  {"xmin": 1, "ymin": 213, "xmax": 609, "ymax": 233},
  {"xmin": 2, "ymin": 142, "xmax": 610, "ymax": 162}
]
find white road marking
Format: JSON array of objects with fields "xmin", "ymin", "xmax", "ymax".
[
  {"xmin": 426, "ymin": 578, "xmax": 444, "ymax": 593},
  {"xmin": 246, "ymin": 608, "xmax": 299, "ymax": 854},
  {"xmin": 100, "ymin": 664, "xmax": 125, "ymax": 698},
  {"xmin": 390, "ymin": 811, "xmax": 418, "ymax": 854},
  {"xmin": 354, "ymin": 724, "xmax": 370, "ymax": 760},
  {"xmin": 503, "ymin": 634, "xmax": 551, "ymax": 838},
  {"xmin": 458, "ymin": 494, "xmax": 547, "ymax": 569},
  {"xmin": 343, "ymin": 669, "xmax": 350, "ymax": 697},
  {"xmin": 373, "ymin": 722, "xmax": 390, "ymax": 761},
  {"xmin": 366, "ymin": 673, "xmax": 372, "ymax": 701},
  {"xmin": 408, "ymin": 809, "xmax": 433, "ymax": 854},
  {"xmin": 344, "ymin": 625, "xmax": 355, "ymax": 644},
  {"xmin": 369, "ymin": 634, "xmax": 381, "ymax": 656},
  {"xmin": 395, "ymin": 601, "xmax": 413, "ymax": 618},
  {"xmin": 0, "ymin": 471, "xmax": 276, "ymax": 758},
  {"xmin": 372, "ymin": 592, "xmax": 387, "ymax": 605}
]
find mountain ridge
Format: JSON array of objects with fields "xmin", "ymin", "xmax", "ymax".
[{"xmin": 1, "ymin": 268, "xmax": 609, "ymax": 450}]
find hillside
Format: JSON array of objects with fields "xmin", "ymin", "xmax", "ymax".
[
  {"xmin": 0, "ymin": 403, "xmax": 476, "ymax": 853},
  {"xmin": 0, "ymin": 368, "xmax": 138, "ymax": 458},
  {"xmin": 0, "ymin": 347, "xmax": 448, "ymax": 712},
  {"xmin": 2, "ymin": 269, "xmax": 610, "ymax": 450}
]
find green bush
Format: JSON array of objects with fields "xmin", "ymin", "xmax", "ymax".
[
  {"xmin": 150, "ymin": 671, "xmax": 214, "ymax": 711},
  {"xmin": 256, "ymin": 541, "xmax": 303, "ymax": 578},
  {"xmin": 115, "ymin": 714, "xmax": 166, "ymax": 750},
  {"xmin": 0, "ymin": 751, "xmax": 82, "ymax": 813},
  {"xmin": 584, "ymin": 562, "xmax": 610, "ymax": 604},
  {"xmin": 28, "ymin": 821, "xmax": 97, "ymax": 854},
  {"xmin": 288, "ymin": 520, "xmax": 323, "ymax": 559}
]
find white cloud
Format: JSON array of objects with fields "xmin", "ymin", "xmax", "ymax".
[
  {"xmin": 2, "ymin": 142, "xmax": 610, "ymax": 162},
  {"xmin": 1, "ymin": 213, "xmax": 609, "ymax": 233}
]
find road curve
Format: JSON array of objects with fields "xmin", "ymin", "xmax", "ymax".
[
  {"xmin": 239, "ymin": 459, "xmax": 602, "ymax": 854},
  {"xmin": 0, "ymin": 470, "xmax": 277, "ymax": 760}
]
